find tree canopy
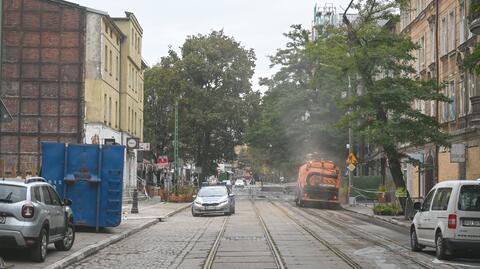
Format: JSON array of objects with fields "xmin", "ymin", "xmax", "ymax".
[{"xmin": 144, "ymin": 31, "xmax": 259, "ymax": 180}]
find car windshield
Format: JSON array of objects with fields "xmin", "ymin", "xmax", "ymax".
[
  {"xmin": 198, "ymin": 187, "xmax": 227, "ymax": 197},
  {"xmin": 458, "ymin": 185, "xmax": 480, "ymax": 211},
  {"xmin": 0, "ymin": 184, "xmax": 27, "ymax": 203}
]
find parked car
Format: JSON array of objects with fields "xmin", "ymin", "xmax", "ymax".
[
  {"xmin": 0, "ymin": 177, "xmax": 75, "ymax": 262},
  {"xmin": 192, "ymin": 185, "xmax": 235, "ymax": 216},
  {"xmin": 410, "ymin": 179, "xmax": 480, "ymax": 260},
  {"xmin": 234, "ymin": 179, "xmax": 245, "ymax": 188}
]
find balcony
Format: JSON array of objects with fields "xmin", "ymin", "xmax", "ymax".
[{"xmin": 469, "ymin": 0, "xmax": 480, "ymax": 34}]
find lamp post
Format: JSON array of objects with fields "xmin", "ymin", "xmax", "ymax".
[{"xmin": 174, "ymin": 100, "xmax": 179, "ymax": 188}]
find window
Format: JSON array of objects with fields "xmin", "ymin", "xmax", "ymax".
[
  {"xmin": 104, "ymin": 21, "xmax": 108, "ymax": 33},
  {"xmin": 47, "ymin": 186, "xmax": 61, "ymax": 206},
  {"xmin": 33, "ymin": 187, "xmax": 42, "ymax": 202},
  {"xmin": 41, "ymin": 186, "xmax": 52, "ymax": 205},
  {"xmin": 441, "ymin": 17, "xmax": 447, "ymax": 55},
  {"xmin": 459, "ymin": 78, "xmax": 465, "ymax": 116},
  {"xmin": 460, "ymin": 2, "xmax": 466, "ymax": 44},
  {"xmin": 429, "ymin": 25, "xmax": 435, "ymax": 64},
  {"xmin": 104, "ymin": 45, "xmax": 108, "ymax": 72},
  {"xmin": 432, "ymin": 188, "xmax": 452, "ymax": 211},
  {"xmin": 417, "ymin": 36, "xmax": 425, "ymax": 71},
  {"xmin": 128, "ymin": 107, "xmax": 130, "ymax": 132},
  {"xmin": 104, "ymin": 94, "xmax": 108, "ymax": 124},
  {"xmin": 109, "ymin": 50, "xmax": 112, "ymax": 76},
  {"xmin": 430, "ymin": 100, "xmax": 436, "ymax": 117},
  {"xmin": 469, "ymin": 74, "xmax": 475, "ymax": 114},
  {"xmin": 109, "ymin": 97, "xmax": 112, "ymax": 126},
  {"xmin": 449, "ymin": 81, "xmax": 456, "ymax": 121},
  {"xmin": 131, "ymin": 29, "xmax": 134, "ymax": 46},
  {"xmin": 458, "ymin": 185, "xmax": 480, "ymax": 211},
  {"xmin": 449, "ymin": 10, "xmax": 456, "ymax": 52},
  {"xmin": 116, "ymin": 55, "xmax": 119, "ymax": 80},
  {"xmin": 134, "ymin": 112, "xmax": 137, "ymax": 134},
  {"xmin": 421, "ymin": 189, "xmax": 436, "ymax": 211},
  {"xmin": 0, "ymin": 185, "xmax": 26, "ymax": 203}
]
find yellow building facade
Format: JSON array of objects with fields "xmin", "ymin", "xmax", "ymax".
[
  {"xmin": 399, "ymin": 0, "xmax": 480, "ymax": 198},
  {"xmin": 113, "ymin": 12, "xmax": 146, "ymax": 141},
  {"xmin": 84, "ymin": 10, "xmax": 145, "ymax": 143}
]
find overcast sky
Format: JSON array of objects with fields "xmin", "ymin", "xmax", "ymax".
[{"xmin": 73, "ymin": 0, "xmax": 351, "ymax": 92}]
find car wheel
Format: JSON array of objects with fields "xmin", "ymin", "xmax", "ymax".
[
  {"xmin": 435, "ymin": 232, "xmax": 451, "ymax": 260},
  {"xmin": 31, "ymin": 227, "xmax": 48, "ymax": 262},
  {"xmin": 55, "ymin": 222, "xmax": 75, "ymax": 251},
  {"xmin": 410, "ymin": 228, "xmax": 423, "ymax": 252}
]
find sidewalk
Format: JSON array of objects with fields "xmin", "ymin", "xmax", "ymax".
[
  {"xmin": 343, "ymin": 203, "xmax": 411, "ymax": 228},
  {"xmin": 3, "ymin": 200, "xmax": 191, "ymax": 269}
]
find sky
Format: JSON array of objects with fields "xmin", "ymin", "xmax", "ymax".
[{"xmin": 73, "ymin": 0, "xmax": 351, "ymax": 92}]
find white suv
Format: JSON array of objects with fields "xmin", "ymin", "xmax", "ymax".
[{"xmin": 410, "ymin": 180, "xmax": 480, "ymax": 259}]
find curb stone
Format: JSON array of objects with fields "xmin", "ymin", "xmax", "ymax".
[
  {"xmin": 44, "ymin": 203, "xmax": 191, "ymax": 269},
  {"xmin": 343, "ymin": 206, "xmax": 411, "ymax": 229}
]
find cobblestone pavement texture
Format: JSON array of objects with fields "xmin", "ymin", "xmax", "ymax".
[
  {"xmin": 1, "ymin": 200, "xmax": 190, "ymax": 269},
  {"xmin": 4, "ymin": 188, "xmax": 480, "ymax": 269}
]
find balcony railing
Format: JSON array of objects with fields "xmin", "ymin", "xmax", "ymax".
[{"xmin": 469, "ymin": 0, "xmax": 480, "ymax": 34}]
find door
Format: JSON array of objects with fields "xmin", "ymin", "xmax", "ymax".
[
  {"xmin": 41, "ymin": 186, "xmax": 63, "ymax": 236},
  {"xmin": 417, "ymin": 189, "xmax": 436, "ymax": 245}
]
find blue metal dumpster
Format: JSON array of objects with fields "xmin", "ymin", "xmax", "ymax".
[{"xmin": 41, "ymin": 142, "xmax": 125, "ymax": 230}]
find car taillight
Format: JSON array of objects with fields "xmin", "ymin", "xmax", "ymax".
[
  {"xmin": 448, "ymin": 214, "xmax": 457, "ymax": 229},
  {"xmin": 22, "ymin": 204, "xmax": 34, "ymax": 218}
]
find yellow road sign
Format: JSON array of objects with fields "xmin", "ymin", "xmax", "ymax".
[{"xmin": 346, "ymin": 152, "xmax": 358, "ymax": 165}]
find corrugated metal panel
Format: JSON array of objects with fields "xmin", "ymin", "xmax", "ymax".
[{"xmin": 0, "ymin": 0, "xmax": 86, "ymax": 174}]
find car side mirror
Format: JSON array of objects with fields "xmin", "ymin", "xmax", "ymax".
[
  {"xmin": 413, "ymin": 202, "xmax": 421, "ymax": 211},
  {"xmin": 64, "ymin": 199, "xmax": 72, "ymax": 206},
  {"xmin": 192, "ymin": 195, "xmax": 196, "ymax": 199},
  {"xmin": 229, "ymin": 193, "xmax": 235, "ymax": 197}
]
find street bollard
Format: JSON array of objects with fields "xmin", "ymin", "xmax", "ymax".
[{"xmin": 131, "ymin": 189, "xmax": 139, "ymax": 214}]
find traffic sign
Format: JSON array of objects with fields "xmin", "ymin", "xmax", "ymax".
[
  {"xmin": 347, "ymin": 164, "xmax": 356, "ymax": 171},
  {"xmin": 346, "ymin": 152, "xmax": 358, "ymax": 165}
]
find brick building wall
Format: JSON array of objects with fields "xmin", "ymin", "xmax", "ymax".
[{"xmin": 0, "ymin": 0, "xmax": 86, "ymax": 174}]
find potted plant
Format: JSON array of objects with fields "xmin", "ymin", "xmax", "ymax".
[{"xmin": 377, "ymin": 185, "xmax": 387, "ymax": 203}]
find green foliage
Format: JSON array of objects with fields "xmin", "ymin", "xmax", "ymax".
[
  {"xmin": 246, "ymin": 25, "xmax": 348, "ymax": 175},
  {"xmin": 373, "ymin": 203, "xmax": 403, "ymax": 216},
  {"xmin": 144, "ymin": 31, "xmax": 258, "ymax": 179}
]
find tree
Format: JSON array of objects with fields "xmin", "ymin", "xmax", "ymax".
[
  {"xmin": 247, "ymin": 25, "xmax": 347, "ymax": 176},
  {"xmin": 144, "ymin": 31, "xmax": 258, "ymax": 181},
  {"xmin": 333, "ymin": 0, "xmax": 450, "ymax": 208}
]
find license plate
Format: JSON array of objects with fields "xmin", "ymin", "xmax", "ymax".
[
  {"xmin": 463, "ymin": 219, "xmax": 480, "ymax": 227},
  {"xmin": 0, "ymin": 216, "xmax": 6, "ymax": 224},
  {"xmin": 205, "ymin": 206, "xmax": 215, "ymax": 210}
]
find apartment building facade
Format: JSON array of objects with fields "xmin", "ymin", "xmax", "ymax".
[
  {"xmin": 400, "ymin": 0, "xmax": 480, "ymax": 198},
  {"xmin": 0, "ymin": 0, "xmax": 146, "ymax": 189},
  {"xmin": 83, "ymin": 10, "xmax": 147, "ymax": 189}
]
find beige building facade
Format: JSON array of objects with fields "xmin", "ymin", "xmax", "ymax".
[
  {"xmin": 400, "ymin": 0, "xmax": 480, "ymax": 198},
  {"xmin": 83, "ymin": 9, "xmax": 147, "ymax": 189}
]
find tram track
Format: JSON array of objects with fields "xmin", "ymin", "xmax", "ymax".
[
  {"xmin": 279, "ymin": 200, "xmax": 458, "ymax": 269},
  {"xmin": 266, "ymin": 199, "xmax": 365, "ymax": 269},
  {"xmin": 250, "ymin": 199, "xmax": 287, "ymax": 269},
  {"xmin": 202, "ymin": 216, "xmax": 229, "ymax": 269}
]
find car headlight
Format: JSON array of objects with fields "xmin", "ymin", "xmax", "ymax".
[
  {"xmin": 219, "ymin": 199, "xmax": 228, "ymax": 205},
  {"xmin": 194, "ymin": 200, "xmax": 202, "ymax": 205}
]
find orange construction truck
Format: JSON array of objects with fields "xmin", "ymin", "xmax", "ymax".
[{"xmin": 295, "ymin": 160, "xmax": 341, "ymax": 207}]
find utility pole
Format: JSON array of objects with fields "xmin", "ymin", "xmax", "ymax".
[
  {"xmin": 347, "ymin": 75, "xmax": 353, "ymax": 204},
  {"xmin": 174, "ymin": 100, "xmax": 179, "ymax": 187}
]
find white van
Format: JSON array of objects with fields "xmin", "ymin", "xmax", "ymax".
[{"xmin": 410, "ymin": 180, "xmax": 480, "ymax": 259}]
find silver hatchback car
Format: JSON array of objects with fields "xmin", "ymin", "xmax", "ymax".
[{"xmin": 0, "ymin": 177, "xmax": 75, "ymax": 262}]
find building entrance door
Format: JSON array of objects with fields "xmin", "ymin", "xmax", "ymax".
[{"xmin": 424, "ymin": 155, "xmax": 434, "ymax": 196}]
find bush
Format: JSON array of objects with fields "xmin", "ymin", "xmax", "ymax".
[{"xmin": 373, "ymin": 203, "xmax": 403, "ymax": 216}]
